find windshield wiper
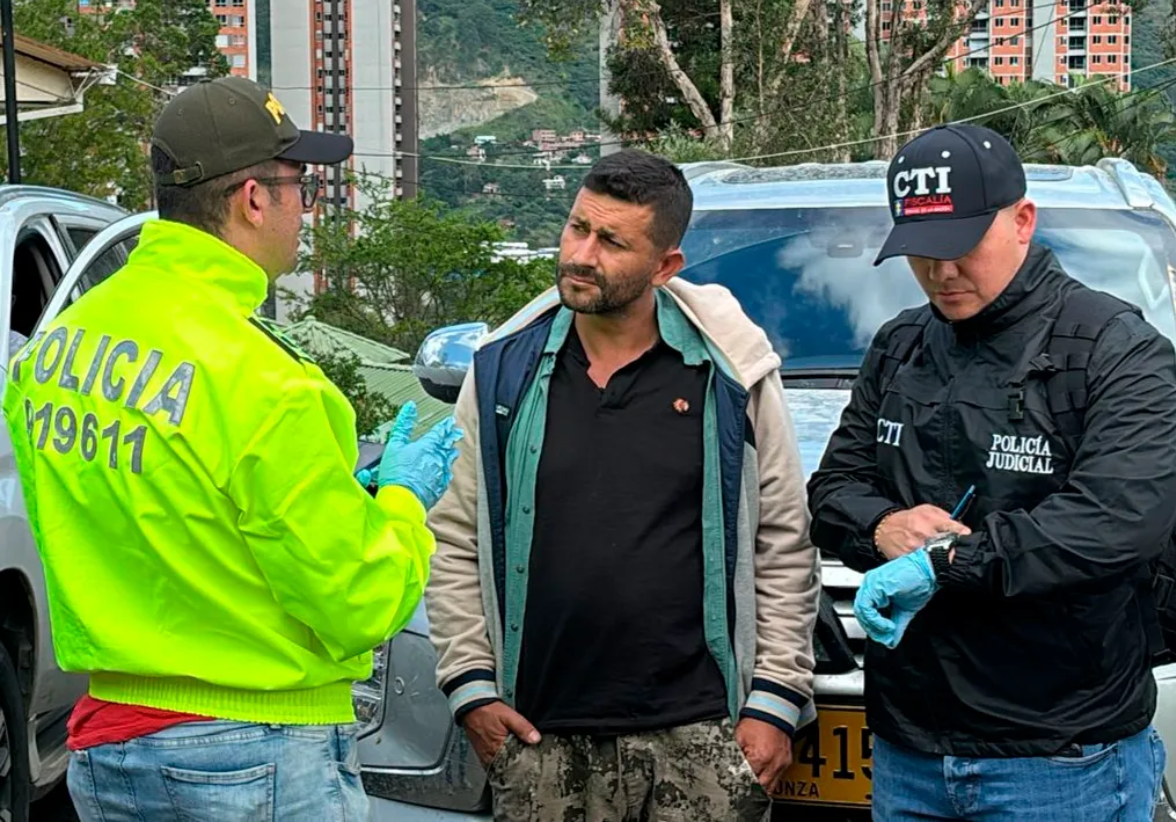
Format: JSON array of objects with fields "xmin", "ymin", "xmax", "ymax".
[{"xmin": 779, "ymin": 367, "xmax": 858, "ymax": 388}]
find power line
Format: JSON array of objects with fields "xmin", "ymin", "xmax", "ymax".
[
  {"xmin": 719, "ymin": 55, "xmax": 1176, "ymax": 164},
  {"xmin": 272, "ymin": 9, "xmax": 724, "ymax": 94},
  {"xmin": 424, "ymin": 179, "xmax": 577, "ymax": 200},
  {"xmin": 114, "ymin": 68, "xmax": 178, "ymax": 98},
  {"xmin": 364, "ymin": 55, "xmax": 1176, "ymax": 174},
  {"xmin": 397, "ymin": 2, "xmax": 1126, "ymax": 162},
  {"xmin": 356, "ymin": 149, "xmax": 591, "ymax": 171}
]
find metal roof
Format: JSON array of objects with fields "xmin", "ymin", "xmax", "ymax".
[
  {"xmin": 279, "ymin": 316, "xmax": 450, "ymax": 442},
  {"xmin": 686, "ymin": 158, "xmax": 1176, "ymax": 219},
  {"xmin": 14, "ymin": 34, "xmax": 103, "ymax": 72},
  {"xmin": 283, "ymin": 316, "xmax": 409, "ymax": 365},
  {"xmin": 359, "ymin": 363, "xmax": 454, "ymax": 441}
]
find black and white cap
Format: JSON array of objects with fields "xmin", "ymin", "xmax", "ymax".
[{"xmin": 874, "ymin": 124, "xmax": 1027, "ymax": 266}]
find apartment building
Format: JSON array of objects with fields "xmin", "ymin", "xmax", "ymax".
[
  {"xmin": 269, "ymin": 0, "xmax": 419, "ymax": 308},
  {"xmin": 211, "ymin": 0, "xmax": 253, "ymax": 77},
  {"xmin": 880, "ymin": 0, "xmax": 1132, "ymax": 89}
]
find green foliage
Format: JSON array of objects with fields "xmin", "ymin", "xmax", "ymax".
[
  {"xmin": 417, "ymin": 0, "xmax": 600, "ymax": 245},
  {"xmin": 291, "ymin": 172, "xmax": 555, "ymax": 355},
  {"xmin": 420, "ymin": 0, "xmax": 600, "ymax": 113},
  {"xmin": 925, "ymin": 69, "xmax": 1176, "ymax": 179},
  {"xmin": 314, "ymin": 351, "xmax": 397, "ymax": 439},
  {"xmin": 7, "ymin": 0, "xmax": 227, "ymax": 209},
  {"xmin": 1130, "ymin": 0, "xmax": 1176, "ymax": 180}
]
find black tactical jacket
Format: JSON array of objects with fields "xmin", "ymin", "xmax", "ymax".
[{"xmin": 808, "ymin": 244, "xmax": 1176, "ymax": 757}]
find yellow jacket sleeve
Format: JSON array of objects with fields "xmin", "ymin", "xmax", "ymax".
[{"xmin": 228, "ymin": 375, "xmax": 435, "ymax": 662}]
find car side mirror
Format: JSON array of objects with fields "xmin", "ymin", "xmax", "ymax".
[{"xmin": 413, "ymin": 322, "xmax": 490, "ymax": 404}]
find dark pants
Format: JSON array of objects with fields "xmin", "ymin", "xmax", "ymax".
[{"xmin": 487, "ymin": 717, "xmax": 771, "ymax": 822}]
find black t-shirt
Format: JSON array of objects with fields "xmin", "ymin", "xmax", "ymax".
[{"xmin": 513, "ymin": 325, "xmax": 729, "ymax": 734}]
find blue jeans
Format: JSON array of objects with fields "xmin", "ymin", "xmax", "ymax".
[
  {"xmin": 872, "ymin": 725, "xmax": 1166, "ymax": 821},
  {"xmin": 67, "ymin": 720, "xmax": 370, "ymax": 822}
]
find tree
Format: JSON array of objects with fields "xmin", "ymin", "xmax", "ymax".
[
  {"xmin": 519, "ymin": 0, "xmax": 786, "ymax": 152},
  {"xmin": 8, "ymin": 0, "xmax": 227, "ymax": 209},
  {"xmin": 314, "ymin": 351, "xmax": 397, "ymax": 439},
  {"xmin": 542, "ymin": 0, "xmax": 870, "ymax": 161},
  {"xmin": 1026, "ymin": 76, "xmax": 1176, "ymax": 175},
  {"xmin": 290, "ymin": 172, "xmax": 555, "ymax": 355},
  {"xmin": 924, "ymin": 68, "xmax": 1176, "ymax": 179},
  {"xmin": 865, "ymin": 0, "xmax": 988, "ymax": 158}
]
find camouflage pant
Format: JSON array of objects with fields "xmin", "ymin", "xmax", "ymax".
[{"xmin": 485, "ymin": 717, "xmax": 772, "ymax": 822}]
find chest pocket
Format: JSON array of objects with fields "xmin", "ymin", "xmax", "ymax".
[
  {"xmin": 875, "ymin": 349, "xmax": 1073, "ymax": 513},
  {"xmin": 954, "ymin": 365, "xmax": 1071, "ymax": 507}
]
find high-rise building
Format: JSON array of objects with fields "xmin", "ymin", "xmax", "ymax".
[
  {"xmin": 211, "ymin": 0, "xmax": 253, "ymax": 78},
  {"xmin": 268, "ymin": 0, "xmax": 419, "ymax": 314},
  {"xmin": 80, "ymin": 1, "xmax": 257, "ymax": 83},
  {"xmin": 880, "ymin": 0, "xmax": 1131, "ymax": 90}
]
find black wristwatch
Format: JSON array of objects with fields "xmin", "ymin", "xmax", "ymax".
[{"xmin": 924, "ymin": 533, "xmax": 957, "ymax": 581}]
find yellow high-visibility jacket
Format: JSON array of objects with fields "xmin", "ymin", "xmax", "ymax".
[{"xmin": 3, "ymin": 218, "xmax": 433, "ymax": 725}]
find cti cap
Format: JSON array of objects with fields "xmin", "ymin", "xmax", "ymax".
[
  {"xmin": 151, "ymin": 76, "xmax": 353, "ymax": 187},
  {"xmin": 874, "ymin": 124, "xmax": 1026, "ymax": 266}
]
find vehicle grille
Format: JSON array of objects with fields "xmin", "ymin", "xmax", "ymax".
[{"xmin": 822, "ymin": 560, "xmax": 866, "ymax": 668}]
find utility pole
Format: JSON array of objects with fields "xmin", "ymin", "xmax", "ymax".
[{"xmin": 2, "ymin": 0, "xmax": 20, "ymax": 183}]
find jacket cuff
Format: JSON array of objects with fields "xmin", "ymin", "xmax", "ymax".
[
  {"xmin": 939, "ymin": 533, "xmax": 987, "ymax": 591},
  {"xmin": 738, "ymin": 678, "xmax": 816, "ymax": 739},
  {"xmin": 374, "ymin": 483, "xmax": 427, "ymax": 522},
  {"xmin": 441, "ymin": 668, "xmax": 499, "ymax": 723}
]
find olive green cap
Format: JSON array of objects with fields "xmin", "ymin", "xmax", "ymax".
[{"xmin": 152, "ymin": 76, "xmax": 353, "ymax": 187}]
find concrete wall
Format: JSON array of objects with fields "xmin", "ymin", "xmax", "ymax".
[
  {"xmin": 270, "ymin": 0, "xmax": 316, "ymax": 323},
  {"xmin": 352, "ymin": 0, "xmax": 397, "ymax": 197}
]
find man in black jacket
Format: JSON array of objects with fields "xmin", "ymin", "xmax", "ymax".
[{"xmin": 807, "ymin": 123, "xmax": 1176, "ymax": 821}]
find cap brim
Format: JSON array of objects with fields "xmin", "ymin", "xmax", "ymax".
[
  {"xmin": 873, "ymin": 211, "xmax": 999, "ymax": 266},
  {"xmin": 277, "ymin": 129, "xmax": 354, "ymax": 166}
]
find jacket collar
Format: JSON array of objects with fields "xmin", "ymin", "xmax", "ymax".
[
  {"xmin": 541, "ymin": 291, "xmax": 712, "ymax": 366},
  {"xmin": 127, "ymin": 219, "xmax": 270, "ymax": 315},
  {"xmin": 934, "ymin": 243, "xmax": 1063, "ymax": 341}
]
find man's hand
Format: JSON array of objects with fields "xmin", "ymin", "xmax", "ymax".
[
  {"xmin": 461, "ymin": 701, "xmax": 541, "ymax": 768},
  {"xmin": 853, "ymin": 549, "xmax": 939, "ymax": 648},
  {"xmin": 874, "ymin": 504, "xmax": 970, "ymax": 560},
  {"xmin": 734, "ymin": 717, "xmax": 794, "ymax": 794}
]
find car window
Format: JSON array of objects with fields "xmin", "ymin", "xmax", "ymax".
[
  {"xmin": 679, "ymin": 206, "xmax": 1176, "ymax": 371},
  {"xmin": 66, "ymin": 226, "xmax": 99, "ymax": 255},
  {"xmin": 10, "ymin": 228, "xmax": 65, "ymax": 338},
  {"xmin": 71, "ymin": 238, "xmax": 135, "ymax": 297}
]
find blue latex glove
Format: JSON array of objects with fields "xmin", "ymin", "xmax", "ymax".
[
  {"xmin": 355, "ymin": 468, "xmax": 374, "ymax": 488},
  {"xmin": 377, "ymin": 401, "xmax": 463, "ymax": 510},
  {"xmin": 853, "ymin": 549, "xmax": 939, "ymax": 649}
]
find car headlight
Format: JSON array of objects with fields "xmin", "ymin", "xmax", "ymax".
[{"xmin": 352, "ymin": 640, "xmax": 389, "ymax": 737}]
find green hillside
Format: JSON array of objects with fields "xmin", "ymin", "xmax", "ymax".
[
  {"xmin": 1130, "ymin": 0, "xmax": 1176, "ymax": 182},
  {"xmin": 416, "ymin": 0, "xmax": 600, "ymax": 247}
]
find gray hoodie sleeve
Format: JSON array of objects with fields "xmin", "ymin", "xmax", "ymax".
[{"xmin": 737, "ymin": 372, "xmax": 821, "ymax": 737}]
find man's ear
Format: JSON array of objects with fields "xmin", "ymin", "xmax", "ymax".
[
  {"xmin": 652, "ymin": 247, "xmax": 686, "ymax": 287},
  {"xmin": 1013, "ymin": 199, "xmax": 1037, "ymax": 245},
  {"xmin": 226, "ymin": 178, "xmax": 268, "ymax": 229}
]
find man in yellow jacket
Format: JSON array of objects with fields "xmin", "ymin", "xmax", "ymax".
[{"xmin": 3, "ymin": 77, "xmax": 460, "ymax": 821}]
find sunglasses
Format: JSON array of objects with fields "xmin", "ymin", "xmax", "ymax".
[{"xmin": 224, "ymin": 172, "xmax": 322, "ymax": 210}]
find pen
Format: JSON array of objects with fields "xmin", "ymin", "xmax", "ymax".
[{"xmin": 950, "ymin": 484, "xmax": 976, "ymax": 520}]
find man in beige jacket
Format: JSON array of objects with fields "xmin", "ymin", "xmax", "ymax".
[{"xmin": 425, "ymin": 149, "xmax": 820, "ymax": 821}]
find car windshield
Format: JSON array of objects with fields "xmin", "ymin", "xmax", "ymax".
[{"xmin": 679, "ymin": 206, "xmax": 1176, "ymax": 372}]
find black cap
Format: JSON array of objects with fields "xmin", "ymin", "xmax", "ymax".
[
  {"xmin": 152, "ymin": 76, "xmax": 353, "ymax": 187},
  {"xmin": 874, "ymin": 124, "xmax": 1026, "ymax": 265}
]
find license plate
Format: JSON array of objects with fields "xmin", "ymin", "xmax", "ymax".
[{"xmin": 773, "ymin": 705, "xmax": 873, "ymax": 808}]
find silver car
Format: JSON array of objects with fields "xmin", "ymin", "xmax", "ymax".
[
  {"xmin": 373, "ymin": 157, "xmax": 1176, "ymax": 821},
  {"xmin": 0, "ymin": 186, "xmax": 130, "ymax": 822}
]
